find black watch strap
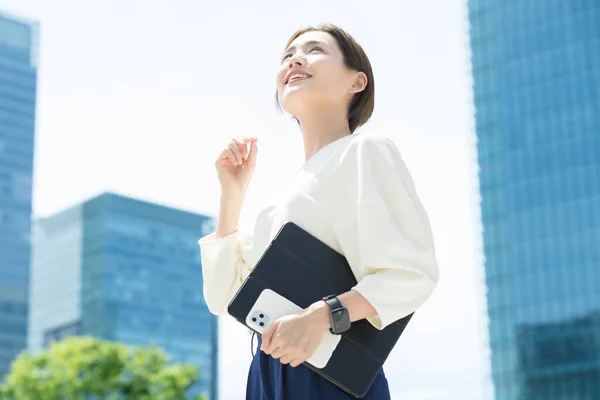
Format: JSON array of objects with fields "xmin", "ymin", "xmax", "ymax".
[{"xmin": 323, "ymin": 294, "xmax": 343, "ymax": 311}]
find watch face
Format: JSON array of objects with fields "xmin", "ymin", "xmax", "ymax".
[{"xmin": 331, "ymin": 308, "xmax": 351, "ymax": 334}]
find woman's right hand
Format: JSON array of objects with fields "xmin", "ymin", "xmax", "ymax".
[{"xmin": 215, "ymin": 137, "xmax": 258, "ymax": 198}]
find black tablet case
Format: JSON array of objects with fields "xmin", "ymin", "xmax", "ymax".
[{"xmin": 227, "ymin": 222, "xmax": 414, "ymax": 398}]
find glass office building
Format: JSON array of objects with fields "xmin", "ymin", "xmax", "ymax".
[
  {"xmin": 0, "ymin": 11, "xmax": 39, "ymax": 379},
  {"xmin": 28, "ymin": 193, "xmax": 218, "ymax": 399},
  {"xmin": 468, "ymin": 1, "xmax": 600, "ymax": 399}
]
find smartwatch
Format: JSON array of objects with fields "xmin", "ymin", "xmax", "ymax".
[{"xmin": 322, "ymin": 295, "xmax": 351, "ymax": 335}]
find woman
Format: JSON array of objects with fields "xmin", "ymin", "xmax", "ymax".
[{"xmin": 199, "ymin": 23, "xmax": 439, "ymax": 399}]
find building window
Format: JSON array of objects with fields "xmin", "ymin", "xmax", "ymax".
[{"xmin": 43, "ymin": 320, "xmax": 81, "ymax": 347}]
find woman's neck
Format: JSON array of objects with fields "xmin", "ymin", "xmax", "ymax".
[{"xmin": 297, "ymin": 107, "xmax": 351, "ymax": 162}]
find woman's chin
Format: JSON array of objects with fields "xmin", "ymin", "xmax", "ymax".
[{"xmin": 280, "ymin": 90, "xmax": 320, "ymax": 114}]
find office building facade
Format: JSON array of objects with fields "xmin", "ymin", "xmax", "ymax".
[
  {"xmin": 0, "ymin": 10, "xmax": 39, "ymax": 379},
  {"xmin": 29, "ymin": 193, "xmax": 218, "ymax": 399},
  {"xmin": 468, "ymin": 1, "xmax": 600, "ymax": 399}
]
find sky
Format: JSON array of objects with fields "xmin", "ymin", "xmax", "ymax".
[{"xmin": 1, "ymin": 0, "xmax": 494, "ymax": 398}]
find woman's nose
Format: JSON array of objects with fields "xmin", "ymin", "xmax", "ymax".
[{"xmin": 287, "ymin": 54, "xmax": 304, "ymax": 67}]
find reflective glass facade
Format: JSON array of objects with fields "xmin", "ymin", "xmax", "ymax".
[
  {"xmin": 29, "ymin": 206, "xmax": 83, "ymax": 354},
  {"xmin": 29, "ymin": 193, "xmax": 218, "ymax": 399},
  {"xmin": 468, "ymin": 1, "xmax": 600, "ymax": 399},
  {"xmin": 0, "ymin": 11, "xmax": 38, "ymax": 379}
]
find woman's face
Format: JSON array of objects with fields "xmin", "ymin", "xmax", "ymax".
[{"xmin": 277, "ymin": 31, "xmax": 360, "ymax": 116}]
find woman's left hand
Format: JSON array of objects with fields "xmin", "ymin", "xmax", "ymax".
[{"xmin": 260, "ymin": 302, "xmax": 330, "ymax": 367}]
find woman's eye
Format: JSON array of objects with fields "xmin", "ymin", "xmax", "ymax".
[{"xmin": 282, "ymin": 47, "xmax": 322, "ymax": 62}]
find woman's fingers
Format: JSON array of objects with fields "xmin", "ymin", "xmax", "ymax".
[
  {"xmin": 270, "ymin": 347, "xmax": 285, "ymax": 359},
  {"xmin": 261, "ymin": 320, "xmax": 278, "ymax": 352},
  {"xmin": 232, "ymin": 138, "xmax": 248, "ymax": 160},
  {"xmin": 225, "ymin": 137, "xmax": 257, "ymax": 166},
  {"xmin": 228, "ymin": 142, "xmax": 243, "ymax": 165},
  {"xmin": 218, "ymin": 148, "xmax": 238, "ymax": 166},
  {"xmin": 246, "ymin": 139, "xmax": 258, "ymax": 167},
  {"xmin": 289, "ymin": 358, "xmax": 304, "ymax": 367},
  {"xmin": 279, "ymin": 354, "xmax": 294, "ymax": 364}
]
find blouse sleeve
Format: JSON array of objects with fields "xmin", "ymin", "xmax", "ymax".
[
  {"xmin": 333, "ymin": 136, "xmax": 439, "ymax": 330},
  {"xmin": 198, "ymin": 231, "xmax": 253, "ymax": 316}
]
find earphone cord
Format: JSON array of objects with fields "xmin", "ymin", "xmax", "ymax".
[{"xmin": 250, "ymin": 331, "xmax": 257, "ymax": 358}]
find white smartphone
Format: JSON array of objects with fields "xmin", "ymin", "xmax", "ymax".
[{"xmin": 246, "ymin": 288, "xmax": 341, "ymax": 369}]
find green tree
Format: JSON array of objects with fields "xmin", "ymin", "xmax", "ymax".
[{"xmin": 0, "ymin": 336, "xmax": 205, "ymax": 400}]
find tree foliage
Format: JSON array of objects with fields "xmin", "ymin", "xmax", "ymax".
[{"xmin": 0, "ymin": 336, "xmax": 205, "ymax": 400}]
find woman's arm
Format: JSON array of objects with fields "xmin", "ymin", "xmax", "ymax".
[
  {"xmin": 200, "ymin": 138, "xmax": 258, "ymax": 315},
  {"xmin": 260, "ymin": 136, "xmax": 439, "ymax": 366},
  {"xmin": 215, "ymin": 191, "xmax": 244, "ymax": 238}
]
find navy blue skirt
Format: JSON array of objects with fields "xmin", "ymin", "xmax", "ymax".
[{"xmin": 246, "ymin": 335, "xmax": 391, "ymax": 400}]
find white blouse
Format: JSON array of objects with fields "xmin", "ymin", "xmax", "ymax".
[{"xmin": 198, "ymin": 133, "xmax": 439, "ymax": 330}]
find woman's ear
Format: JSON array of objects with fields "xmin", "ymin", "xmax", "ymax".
[{"xmin": 349, "ymin": 71, "xmax": 368, "ymax": 94}]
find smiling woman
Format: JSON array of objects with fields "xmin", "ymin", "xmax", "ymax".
[
  {"xmin": 199, "ymin": 22, "xmax": 438, "ymax": 400},
  {"xmin": 275, "ymin": 24, "xmax": 375, "ymax": 136}
]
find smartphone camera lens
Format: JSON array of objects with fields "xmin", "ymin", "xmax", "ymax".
[
  {"xmin": 259, "ymin": 314, "xmax": 264, "ymax": 318},
  {"xmin": 252, "ymin": 317, "xmax": 257, "ymax": 322},
  {"xmin": 259, "ymin": 322, "xmax": 264, "ymax": 327}
]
